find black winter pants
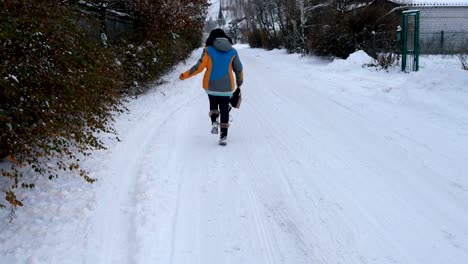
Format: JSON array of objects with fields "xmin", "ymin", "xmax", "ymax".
[{"xmin": 208, "ymin": 95, "xmax": 230, "ymax": 137}]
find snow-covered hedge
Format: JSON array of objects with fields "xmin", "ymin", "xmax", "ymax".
[
  {"xmin": 112, "ymin": 0, "xmax": 208, "ymax": 95},
  {"xmin": 112, "ymin": 30, "xmax": 204, "ymax": 96},
  {"xmin": 0, "ymin": 0, "xmax": 208, "ymax": 209},
  {"xmin": 0, "ymin": 1, "xmax": 125, "ymax": 208}
]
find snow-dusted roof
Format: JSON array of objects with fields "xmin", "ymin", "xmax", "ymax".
[{"xmin": 408, "ymin": 0, "xmax": 468, "ymax": 6}]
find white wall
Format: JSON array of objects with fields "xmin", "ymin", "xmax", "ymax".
[
  {"xmin": 413, "ymin": 6, "xmax": 468, "ymax": 53},
  {"xmin": 418, "ymin": 7, "xmax": 468, "ymax": 33}
]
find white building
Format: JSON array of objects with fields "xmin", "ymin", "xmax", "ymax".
[{"xmin": 408, "ymin": 1, "xmax": 468, "ymax": 53}]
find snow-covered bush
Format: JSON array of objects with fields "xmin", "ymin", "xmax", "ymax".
[
  {"xmin": 375, "ymin": 53, "xmax": 400, "ymax": 69},
  {"xmin": 458, "ymin": 54, "xmax": 468, "ymax": 70},
  {"xmin": 363, "ymin": 53, "xmax": 400, "ymax": 70},
  {"xmin": 111, "ymin": 34, "xmax": 205, "ymax": 98},
  {"xmin": 115, "ymin": 0, "xmax": 207, "ymax": 95},
  {"xmin": 0, "ymin": 0, "xmax": 209, "ymax": 209},
  {"xmin": 0, "ymin": 0, "xmax": 124, "ymax": 208}
]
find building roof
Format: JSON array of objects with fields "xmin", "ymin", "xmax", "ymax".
[{"xmin": 408, "ymin": 0, "xmax": 468, "ymax": 6}]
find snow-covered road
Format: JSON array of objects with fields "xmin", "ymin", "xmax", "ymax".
[{"xmin": 2, "ymin": 46, "xmax": 468, "ymax": 264}]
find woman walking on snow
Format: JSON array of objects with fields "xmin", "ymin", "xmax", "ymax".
[{"xmin": 179, "ymin": 28, "xmax": 243, "ymax": 145}]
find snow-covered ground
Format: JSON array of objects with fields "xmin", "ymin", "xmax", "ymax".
[{"xmin": 1, "ymin": 46, "xmax": 468, "ymax": 264}]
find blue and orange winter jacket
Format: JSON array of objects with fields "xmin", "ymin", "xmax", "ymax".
[{"xmin": 180, "ymin": 38, "xmax": 243, "ymax": 96}]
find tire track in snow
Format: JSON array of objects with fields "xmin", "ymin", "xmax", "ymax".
[
  {"xmin": 133, "ymin": 95, "xmax": 202, "ymax": 264},
  {"xmin": 231, "ymin": 75, "xmax": 328, "ymax": 262},
  {"xmin": 85, "ymin": 93, "xmax": 198, "ymax": 264},
  {"xmin": 240, "ymin": 50, "xmax": 411, "ymax": 263}
]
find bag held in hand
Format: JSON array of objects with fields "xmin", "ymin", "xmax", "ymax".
[{"xmin": 230, "ymin": 88, "xmax": 242, "ymax": 108}]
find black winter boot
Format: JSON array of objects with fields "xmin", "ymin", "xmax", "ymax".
[
  {"xmin": 220, "ymin": 127, "xmax": 228, "ymax": 138},
  {"xmin": 219, "ymin": 127, "xmax": 228, "ymax": 145}
]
